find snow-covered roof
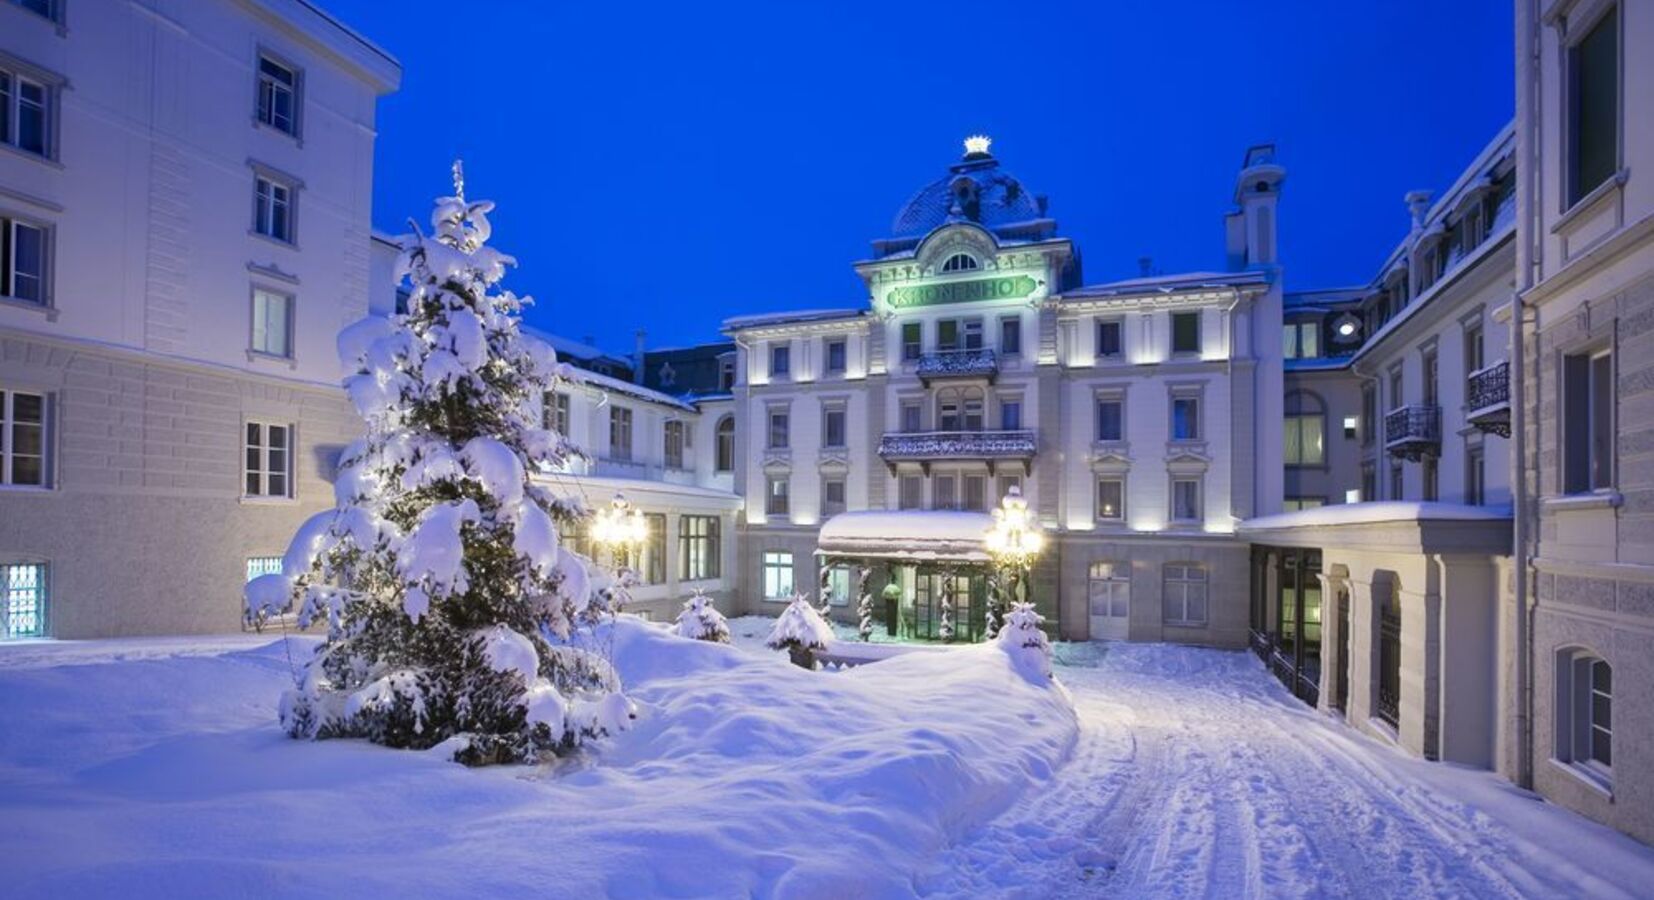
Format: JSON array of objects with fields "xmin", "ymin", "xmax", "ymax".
[
  {"xmin": 1241, "ymin": 501, "xmax": 1511, "ymax": 533},
  {"xmin": 817, "ymin": 510, "xmax": 995, "ymax": 563},
  {"xmin": 571, "ymin": 366, "xmax": 697, "ymax": 412},
  {"xmin": 1060, "ymin": 270, "xmax": 1269, "ymax": 300},
  {"xmin": 722, "ymin": 308, "xmax": 866, "ymax": 333}
]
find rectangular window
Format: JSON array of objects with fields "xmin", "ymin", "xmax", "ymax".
[
  {"xmin": 1096, "ymin": 479, "xmax": 1124, "ymax": 520},
  {"xmin": 0, "ymin": 67, "xmax": 50, "ymax": 157},
  {"xmin": 825, "ymin": 338, "xmax": 847, "ymax": 374},
  {"xmin": 1171, "ymin": 312, "xmax": 1201, "ymax": 355},
  {"xmin": 641, "ymin": 513, "xmax": 666, "ymax": 585},
  {"xmin": 1466, "ymin": 445, "xmax": 1485, "ymax": 506},
  {"xmin": 256, "ymin": 55, "xmax": 299, "ymax": 136},
  {"xmin": 1563, "ymin": 349, "xmax": 1614, "ymax": 493},
  {"xmin": 763, "ymin": 551, "xmax": 794, "ymax": 600},
  {"xmin": 822, "ymin": 406, "xmax": 846, "ymax": 448},
  {"xmin": 1000, "ymin": 316, "xmax": 1022, "ymax": 356},
  {"xmin": 821, "ymin": 476, "xmax": 846, "ymax": 517},
  {"xmin": 963, "ymin": 319, "xmax": 984, "ymax": 350},
  {"xmin": 1000, "ymin": 398, "xmax": 1022, "ymax": 431},
  {"xmin": 1096, "ymin": 397, "xmax": 1123, "ymax": 442},
  {"xmin": 608, "ymin": 407, "xmax": 633, "ymax": 461},
  {"xmin": 2, "ymin": 217, "xmax": 47, "ymax": 305},
  {"xmin": 1283, "ymin": 415, "xmax": 1325, "ymax": 466},
  {"xmin": 894, "ymin": 400, "xmax": 921, "ymax": 433},
  {"xmin": 0, "ymin": 389, "xmax": 47, "ymax": 487},
  {"xmin": 963, "ymin": 397, "xmax": 984, "ymax": 431},
  {"xmin": 902, "ymin": 322, "xmax": 922, "ymax": 361},
  {"xmin": 544, "ymin": 391, "xmax": 570, "ymax": 436},
  {"xmin": 1422, "ymin": 457, "xmax": 1439, "ymax": 502},
  {"xmin": 937, "ymin": 319, "xmax": 960, "ymax": 351},
  {"xmin": 1361, "ymin": 462, "xmax": 1377, "ymax": 503},
  {"xmin": 244, "ymin": 422, "xmax": 292, "ymax": 498},
  {"xmin": 1171, "ymin": 478, "xmax": 1201, "ymax": 522},
  {"xmin": 769, "ymin": 344, "xmax": 790, "ymax": 378},
  {"xmin": 715, "ymin": 418, "xmax": 734, "ymax": 472},
  {"xmin": 899, "ymin": 474, "xmax": 923, "ymax": 510},
  {"xmin": 934, "ymin": 474, "xmax": 957, "ymax": 510},
  {"xmin": 8, "ymin": 0, "xmax": 58, "ymax": 22},
  {"xmin": 719, "ymin": 358, "xmax": 736, "ymax": 391},
  {"xmin": 1096, "ymin": 320, "xmax": 1123, "ymax": 359},
  {"xmin": 964, "ymin": 474, "xmax": 986, "ymax": 511},
  {"xmin": 678, "ymin": 515, "xmax": 720, "ymax": 581},
  {"xmin": 1464, "ymin": 320, "xmax": 1484, "ymax": 388},
  {"xmin": 767, "ymin": 409, "xmax": 789, "ymax": 449},
  {"xmin": 1389, "ymin": 368, "xmax": 1404, "ymax": 411},
  {"xmin": 1422, "ymin": 349, "xmax": 1439, "ymax": 407},
  {"xmin": 254, "ymin": 175, "xmax": 294, "ymax": 243},
  {"xmin": 1172, "ymin": 396, "xmax": 1200, "ymax": 441},
  {"xmin": 1163, "ymin": 563, "xmax": 1209, "ymax": 626},
  {"xmin": 250, "ymin": 288, "xmax": 292, "ymax": 358},
  {"xmin": 664, "ymin": 420, "xmax": 685, "ymax": 469},
  {"xmin": 825, "ymin": 565, "xmax": 851, "ymax": 606},
  {"xmin": 1390, "ymin": 462, "xmax": 1404, "ymax": 501},
  {"xmin": 765, "ymin": 474, "xmax": 789, "ymax": 516},
  {"xmin": 3, "ymin": 562, "xmax": 46, "ymax": 639},
  {"xmin": 1568, "ymin": 7, "xmax": 1619, "ymax": 207},
  {"xmin": 1360, "ymin": 384, "xmax": 1377, "ymax": 447},
  {"xmin": 1283, "ymin": 321, "xmax": 1319, "ymax": 359},
  {"xmin": 1283, "ymin": 498, "xmax": 1326, "ymax": 512}
]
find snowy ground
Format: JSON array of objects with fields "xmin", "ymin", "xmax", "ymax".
[{"xmin": 2, "ymin": 622, "xmax": 1651, "ymax": 898}]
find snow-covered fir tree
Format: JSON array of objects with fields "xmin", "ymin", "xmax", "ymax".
[
  {"xmin": 766, "ymin": 593, "xmax": 835, "ymax": 669},
  {"xmin": 998, "ymin": 601, "xmax": 1053, "ymax": 681},
  {"xmin": 245, "ymin": 175, "xmax": 632, "ymax": 765},
  {"xmin": 673, "ymin": 588, "xmax": 731, "ymax": 643},
  {"xmin": 938, "ymin": 582, "xmax": 956, "ymax": 642}
]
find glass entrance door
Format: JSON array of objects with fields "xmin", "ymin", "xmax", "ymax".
[{"xmin": 1087, "ymin": 561, "xmax": 1130, "ymax": 640}]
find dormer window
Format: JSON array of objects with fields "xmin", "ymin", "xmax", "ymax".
[{"xmin": 941, "ymin": 253, "xmax": 979, "ymax": 273}]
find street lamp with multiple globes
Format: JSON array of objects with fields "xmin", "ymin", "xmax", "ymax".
[
  {"xmin": 590, "ymin": 492, "xmax": 648, "ymax": 567},
  {"xmin": 985, "ymin": 485, "xmax": 1044, "ymax": 639}
]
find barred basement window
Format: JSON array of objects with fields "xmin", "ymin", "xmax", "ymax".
[
  {"xmin": 763, "ymin": 551, "xmax": 793, "ymax": 600},
  {"xmin": 244, "ymin": 422, "xmax": 292, "ymax": 498},
  {"xmin": 246, "ymin": 556, "xmax": 283, "ymax": 581},
  {"xmin": 3, "ymin": 562, "xmax": 46, "ymax": 638},
  {"xmin": 1162, "ymin": 563, "xmax": 1208, "ymax": 626}
]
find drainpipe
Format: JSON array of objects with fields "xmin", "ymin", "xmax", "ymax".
[{"xmin": 1511, "ymin": 0, "xmax": 1539, "ymax": 791}]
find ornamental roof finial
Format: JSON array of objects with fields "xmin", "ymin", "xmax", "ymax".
[{"xmin": 963, "ymin": 135, "xmax": 992, "ymax": 158}]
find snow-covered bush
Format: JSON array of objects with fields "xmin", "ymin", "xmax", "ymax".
[
  {"xmin": 245, "ymin": 178, "xmax": 632, "ymax": 765},
  {"xmin": 998, "ymin": 602, "xmax": 1052, "ymax": 681},
  {"xmin": 673, "ymin": 589, "xmax": 730, "ymax": 643},
  {"xmin": 766, "ymin": 593, "xmax": 835, "ymax": 669}
]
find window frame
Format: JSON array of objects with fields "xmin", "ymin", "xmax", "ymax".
[
  {"xmin": 678, "ymin": 515, "xmax": 720, "ymax": 581},
  {"xmin": 0, "ymin": 387, "xmax": 49, "ymax": 488},
  {"xmin": 544, "ymin": 391, "xmax": 571, "ymax": 436},
  {"xmin": 765, "ymin": 473, "xmax": 789, "ymax": 516},
  {"xmin": 1561, "ymin": 347, "xmax": 1614, "ymax": 494},
  {"xmin": 2, "ymin": 561, "xmax": 48, "ymax": 639},
  {"xmin": 821, "ymin": 475, "xmax": 847, "ymax": 518},
  {"xmin": 1096, "ymin": 477, "xmax": 1125, "ymax": 521},
  {"xmin": 0, "ymin": 214, "xmax": 50, "ymax": 308},
  {"xmin": 663, "ymin": 419, "xmax": 685, "ymax": 469},
  {"xmin": 0, "ymin": 58, "xmax": 58, "ymax": 160},
  {"xmin": 1170, "ymin": 311, "xmax": 1202, "ymax": 356},
  {"xmin": 608, "ymin": 406, "xmax": 633, "ymax": 462},
  {"xmin": 1170, "ymin": 391, "xmax": 1202, "ymax": 442},
  {"xmin": 254, "ymin": 50, "xmax": 303, "ymax": 139},
  {"xmin": 1170, "ymin": 477, "xmax": 1202, "ymax": 523},
  {"xmin": 769, "ymin": 343, "xmax": 790, "ymax": 379},
  {"xmin": 251, "ymin": 170, "xmax": 299, "ymax": 245},
  {"xmin": 1095, "ymin": 319, "xmax": 1123, "ymax": 360},
  {"xmin": 1162, "ymin": 563, "xmax": 1209, "ymax": 627},
  {"xmin": 901, "ymin": 322, "xmax": 922, "ymax": 361},
  {"xmin": 243, "ymin": 420, "xmax": 294, "ymax": 500},
  {"xmin": 249, "ymin": 285, "xmax": 295, "ymax": 359},
  {"xmin": 1096, "ymin": 394, "xmax": 1124, "ymax": 443},
  {"xmin": 1000, "ymin": 315, "xmax": 1022, "ymax": 357},
  {"xmin": 714, "ymin": 415, "xmax": 735, "ymax": 472},
  {"xmin": 767, "ymin": 406, "xmax": 789, "ymax": 450},
  {"xmin": 824, "ymin": 337, "xmax": 847, "ymax": 375},
  {"xmin": 821, "ymin": 403, "xmax": 847, "ymax": 449},
  {"xmin": 762, "ymin": 550, "xmax": 794, "ymax": 601},
  {"xmin": 1563, "ymin": 3, "xmax": 1621, "ymax": 211}
]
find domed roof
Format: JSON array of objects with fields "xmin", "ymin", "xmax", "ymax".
[{"xmin": 887, "ymin": 138, "xmax": 1051, "ymax": 242}]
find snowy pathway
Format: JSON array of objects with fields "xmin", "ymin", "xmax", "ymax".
[{"xmin": 918, "ymin": 643, "xmax": 1653, "ymax": 899}]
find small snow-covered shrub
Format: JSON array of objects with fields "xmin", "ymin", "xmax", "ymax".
[
  {"xmin": 766, "ymin": 593, "xmax": 835, "ymax": 669},
  {"xmin": 673, "ymin": 589, "xmax": 731, "ymax": 643},
  {"xmin": 998, "ymin": 602, "xmax": 1052, "ymax": 681}
]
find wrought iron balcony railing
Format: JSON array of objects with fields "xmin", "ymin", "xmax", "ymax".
[
  {"xmin": 1465, "ymin": 359, "xmax": 1511, "ymax": 438},
  {"xmin": 1384, "ymin": 404, "xmax": 1441, "ymax": 461},
  {"xmin": 915, "ymin": 348, "xmax": 998, "ymax": 383},
  {"xmin": 877, "ymin": 429, "xmax": 1036, "ymax": 466}
]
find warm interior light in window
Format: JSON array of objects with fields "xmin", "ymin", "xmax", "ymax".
[{"xmin": 1346, "ymin": 489, "xmax": 1361, "ymax": 504}]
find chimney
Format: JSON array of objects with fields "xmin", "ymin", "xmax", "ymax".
[
  {"xmin": 633, "ymin": 329, "xmax": 646, "ymax": 384},
  {"xmin": 1138, "ymin": 256, "xmax": 1154, "ymax": 278}
]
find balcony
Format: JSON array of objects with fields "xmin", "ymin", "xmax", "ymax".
[
  {"xmin": 1465, "ymin": 359, "xmax": 1511, "ymax": 438},
  {"xmin": 1384, "ymin": 404, "xmax": 1441, "ymax": 461},
  {"xmin": 916, "ymin": 348, "xmax": 998, "ymax": 384},
  {"xmin": 877, "ymin": 429, "xmax": 1035, "ymax": 472}
]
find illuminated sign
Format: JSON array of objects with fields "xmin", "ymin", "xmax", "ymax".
[{"xmin": 886, "ymin": 274, "xmax": 1038, "ymax": 310}]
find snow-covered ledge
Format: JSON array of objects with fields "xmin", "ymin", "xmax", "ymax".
[{"xmin": 1240, "ymin": 501, "xmax": 1512, "ymax": 554}]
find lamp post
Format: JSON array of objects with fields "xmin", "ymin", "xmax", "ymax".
[
  {"xmin": 985, "ymin": 485, "xmax": 1044, "ymax": 639},
  {"xmin": 590, "ymin": 492, "xmax": 648, "ymax": 571}
]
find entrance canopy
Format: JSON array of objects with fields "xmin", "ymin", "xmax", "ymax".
[{"xmin": 817, "ymin": 510, "xmax": 994, "ymax": 563}]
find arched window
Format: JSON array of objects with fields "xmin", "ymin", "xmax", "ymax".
[
  {"xmin": 714, "ymin": 416, "xmax": 735, "ymax": 472},
  {"xmin": 1557, "ymin": 648, "xmax": 1612, "ymax": 779},
  {"xmin": 941, "ymin": 253, "xmax": 979, "ymax": 273},
  {"xmin": 936, "ymin": 386, "xmax": 985, "ymax": 431},
  {"xmin": 1283, "ymin": 391, "xmax": 1326, "ymax": 467}
]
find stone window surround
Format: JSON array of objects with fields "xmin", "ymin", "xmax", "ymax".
[
  {"xmin": 247, "ymin": 159, "xmax": 304, "ymax": 249},
  {"xmin": 246, "ymin": 282, "xmax": 297, "ymax": 368},
  {"xmin": 0, "ymin": 48, "xmax": 67, "ymax": 164},
  {"xmin": 241, "ymin": 418, "xmax": 295, "ymax": 503},
  {"xmin": 1167, "ymin": 380, "xmax": 1205, "ymax": 443},
  {"xmin": 252, "ymin": 45, "xmax": 305, "ymax": 144},
  {"xmin": 819, "ymin": 395, "xmax": 848, "ymax": 449},
  {"xmin": 1094, "ymin": 385, "xmax": 1128, "ymax": 446},
  {"xmin": 0, "ymin": 203, "xmax": 55, "ymax": 316}
]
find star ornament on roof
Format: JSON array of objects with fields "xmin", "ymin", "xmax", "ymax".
[{"xmin": 964, "ymin": 135, "xmax": 992, "ymax": 157}]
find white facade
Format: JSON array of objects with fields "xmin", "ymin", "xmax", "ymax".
[{"xmin": 0, "ymin": 0, "xmax": 397, "ymax": 637}]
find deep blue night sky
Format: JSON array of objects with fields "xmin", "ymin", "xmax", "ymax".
[{"xmin": 324, "ymin": 0, "xmax": 1514, "ymax": 352}]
